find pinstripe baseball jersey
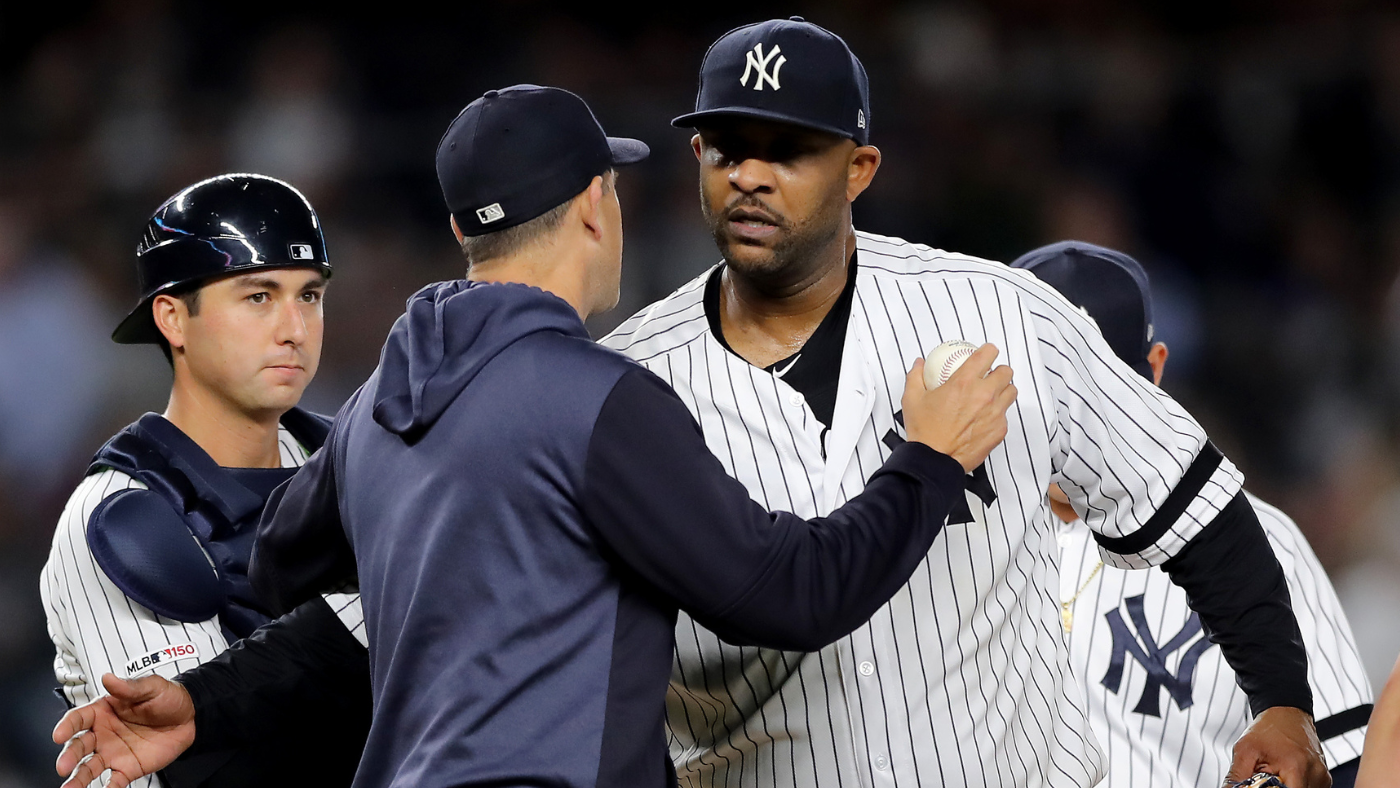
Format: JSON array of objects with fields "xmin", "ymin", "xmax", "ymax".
[
  {"xmin": 39, "ymin": 419, "xmax": 365, "ymax": 788},
  {"xmin": 601, "ymin": 230, "xmax": 1246, "ymax": 788},
  {"xmin": 1057, "ymin": 491, "xmax": 1372, "ymax": 788}
]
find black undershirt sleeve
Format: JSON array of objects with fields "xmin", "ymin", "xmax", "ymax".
[
  {"xmin": 169, "ymin": 596, "xmax": 370, "ymax": 787},
  {"xmin": 1160, "ymin": 491, "xmax": 1313, "ymax": 717}
]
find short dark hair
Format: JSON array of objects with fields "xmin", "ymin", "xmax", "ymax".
[
  {"xmin": 457, "ymin": 171, "xmax": 614, "ymax": 266},
  {"xmin": 156, "ymin": 286, "xmax": 204, "ymax": 366}
]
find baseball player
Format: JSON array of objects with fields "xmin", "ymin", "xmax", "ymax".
[
  {"xmin": 52, "ymin": 85, "xmax": 1017, "ymax": 788},
  {"xmin": 51, "ymin": 21, "xmax": 1330, "ymax": 788},
  {"xmin": 38, "ymin": 173, "xmax": 367, "ymax": 787},
  {"xmin": 1011, "ymin": 240, "xmax": 1373, "ymax": 788},
  {"xmin": 599, "ymin": 17, "xmax": 1327, "ymax": 788}
]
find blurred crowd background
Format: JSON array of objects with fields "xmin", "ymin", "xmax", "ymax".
[{"xmin": 3, "ymin": 0, "xmax": 1400, "ymax": 782}]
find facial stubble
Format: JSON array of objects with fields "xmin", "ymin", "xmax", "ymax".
[{"xmin": 702, "ymin": 178, "xmax": 850, "ymax": 289}]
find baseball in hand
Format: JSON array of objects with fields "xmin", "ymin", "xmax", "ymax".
[{"xmin": 923, "ymin": 340, "xmax": 980, "ymax": 389}]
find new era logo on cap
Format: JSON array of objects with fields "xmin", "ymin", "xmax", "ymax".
[
  {"xmin": 289, "ymin": 243, "xmax": 314, "ymax": 260},
  {"xmin": 476, "ymin": 203, "xmax": 506, "ymax": 224}
]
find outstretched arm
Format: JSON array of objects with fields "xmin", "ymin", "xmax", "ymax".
[
  {"xmin": 53, "ymin": 596, "xmax": 370, "ymax": 788},
  {"xmin": 54, "ymin": 672, "xmax": 196, "ymax": 788},
  {"xmin": 580, "ymin": 352, "xmax": 1014, "ymax": 651}
]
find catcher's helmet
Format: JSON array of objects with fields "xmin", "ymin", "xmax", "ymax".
[{"xmin": 112, "ymin": 173, "xmax": 332, "ymax": 345}]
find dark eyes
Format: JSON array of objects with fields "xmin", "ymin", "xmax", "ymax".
[{"xmin": 246, "ymin": 291, "xmax": 322, "ymax": 304}]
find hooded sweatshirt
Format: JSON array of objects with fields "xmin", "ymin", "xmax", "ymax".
[{"xmin": 249, "ymin": 280, "xmax": 966, "ymax": 788}]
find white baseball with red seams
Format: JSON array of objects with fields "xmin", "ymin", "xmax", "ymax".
[{"xmin": 923, "ymin": 340, "xmax": 979, "ymax": 389}]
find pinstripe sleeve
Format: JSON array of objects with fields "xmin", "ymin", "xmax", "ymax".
[
  {"xmin": 40, "ymin": 469, "xmax": 228, "ymax": 788},
  {"xmin": 41, "ymin": 469, "xmax": 230, "ymax": 700},
  {"xmin": 1250, "ymin": 494, "xmax": 1373, "ymax": 766},
  {"xmin": 1028, "ymin": 293, "xmax": 1244, "ymax": 569}
]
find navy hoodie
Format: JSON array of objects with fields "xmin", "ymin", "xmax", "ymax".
[{"xmin": 250, "ymin": 280, "xmax": 966, "ymax": 788}]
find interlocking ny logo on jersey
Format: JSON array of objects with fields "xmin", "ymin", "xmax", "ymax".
[
  {"xmin": 883, "ymin": 409, "xmax": 995, "ymax": 524},
  {"xmin": 1101, "ymin": 595, "xmax": 1215, "ymax": 717},
  {"xmin": 740, "ymin": 43, "xmax": 786, "ymax": 91}
]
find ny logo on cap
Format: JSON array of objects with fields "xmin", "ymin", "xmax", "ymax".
[
  {"xmin": 477, "ymin": 203, "xmax": 506, "ymax": 225},
  {"xmin": 740, "ymin": 43, "xmax": 786, "ymax": 91},
  {"xmin": 289, "ymin": 244, "xmax": 314, "ymax": 260}
]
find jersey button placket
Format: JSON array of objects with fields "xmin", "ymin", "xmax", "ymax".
[{"xmin": 774, "ymin": 383, "xmax": 826, "ymax": 470}]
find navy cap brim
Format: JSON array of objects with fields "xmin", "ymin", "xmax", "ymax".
[
  {"xmin": 608, "ymin": 137, "xmax": 650, "ymax": 165},
  {"xmin": 671, "ymin": 107, "xmax": 857, "ymax": 142}
]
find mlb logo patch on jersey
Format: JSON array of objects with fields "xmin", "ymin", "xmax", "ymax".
[
  {"xmin": 289, "ymin": 243, "xmax": 315, "ymax": 260},
  {"xmin": 122, "ymin": 642, "xmax": 198, "ymax": 679}
]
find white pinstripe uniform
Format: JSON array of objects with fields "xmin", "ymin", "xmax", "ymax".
[
  {"xmin": 602, "ymin": 231, "xmax": 1247, "ymax": 788},
  {"xmin": 1057, "ymin": 492, "xmax": 1371, "ymax": 788},
  {"xmin": 39, "ymin": 417, "xmax": 365, "ymax": 788}
]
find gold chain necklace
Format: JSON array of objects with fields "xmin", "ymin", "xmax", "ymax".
[{"xmin": 1060, "ymin": 560, "xmax": 1104, "ymax": 633}]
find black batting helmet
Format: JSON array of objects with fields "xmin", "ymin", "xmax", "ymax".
[{"xmin": 112, "ymin": 173, "xmax": 333, "ymax": 345}]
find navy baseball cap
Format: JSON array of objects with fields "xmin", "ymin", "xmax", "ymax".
[
  {"xmin": 672, "ymin": 17, "xmax": 871, "ymax": 145},
  {"xmin": 1010, "ymin": 241, "xmax": 1156, "ymax": 381},
  {"xmin": 436, "ymin": 85, "xmax": 650, "ymax": 237}
]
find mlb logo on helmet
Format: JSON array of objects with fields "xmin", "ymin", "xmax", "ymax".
[{"xmin": 289, "ymin": 243, "xmax": 315, "ymax": 260}]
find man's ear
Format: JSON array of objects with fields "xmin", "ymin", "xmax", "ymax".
[
  {"xmin": 151, "ymin": 294, "xmax": 187, "ymax": 352},
  {"xmin": 450, "ymin": 214, "xmax": 465, "ymax": 244},
  {"xmin": 691, "ymin": 134, "xmax": 703, "ymax": 162},
  {"xmin": 1148, "ymin": 342, "xmax": 1169, "ymax": 386},
  {"xmin": 847, "ymin": 145, "xmax": 882, "ymax": 202},
  {"xmin": 578, "ymin": 175, "xmax": 606, "ymax": 241}
]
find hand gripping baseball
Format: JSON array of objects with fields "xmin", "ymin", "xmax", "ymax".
[
  {"xmin": 902, "ymin": 344, "xmax": 1016, "ymax": 472},
  {"xmin": 1224, "ymin": 706, "xmax": 1330, "ymax": 788},
  {"xmin": 53, "ymin": 673, "xmax": 196, "ymax": 788}
]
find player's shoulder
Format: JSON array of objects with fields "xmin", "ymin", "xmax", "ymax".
[
  {"xmin": 48, "ymin": 466, "xmax": 223, "ymax": 624},
  {"xmin": 601, "ymin": 265, "xmax": 714, "ymax": 361},
  {"xmin": 856, "ymin": 232, "xmax": 1020, "ymax": 284},
  {"xmin": 82, "ymin": 485, "xmax": 223, "ymax": 622},
  {"xmin": 854, "ymin": 231, "xmax": 1083, "ymax": 311},
  {"xmin": 1244, "ymin": 491, "xmax": 1307, "ymax": 544},
  {"xmin": 42, "ymin": 468, "xmax": 146, "ymax": 592},
  {"xmin": 52, "ymin": 468, "xmax": 146, "ymax": 541}
]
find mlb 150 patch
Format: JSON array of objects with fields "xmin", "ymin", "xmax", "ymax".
[{"xmin": 122, "ymin": 642, "xmax": 199, "ymax": 679}]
